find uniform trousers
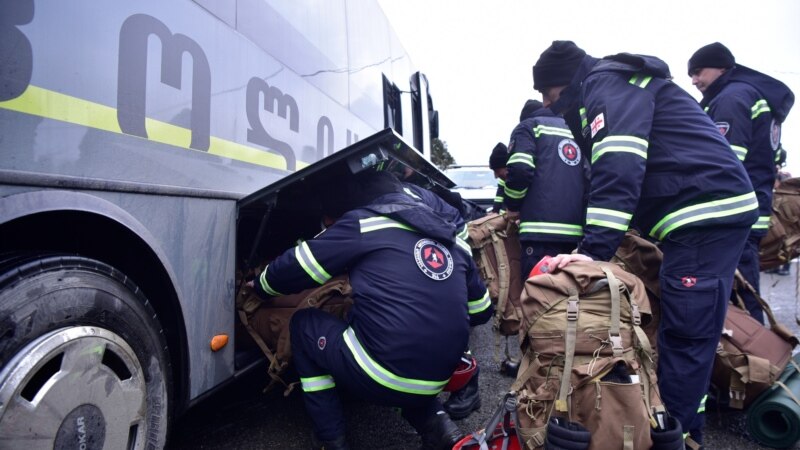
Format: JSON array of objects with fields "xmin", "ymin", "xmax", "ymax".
[
  {"xmin": 656, "ymin": 226, "xmax": 750, "ymax": 444},
  {"xmin": 736, "ymin": 232, "xmax": 765, "ymax": 324},
  {"xmin": 290, "ymin": 308, "xmax": 442, "ymax": 441}
]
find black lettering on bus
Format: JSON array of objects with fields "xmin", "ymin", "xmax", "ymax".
[
  {"xmin": 0, "ymin": 0, "xmax": 34, "ymax": 101},
  {"xmin": 347, "ymin": 129, "xmax": 359, "ymax": 146},
  {"xmin": 117, "ymin": 14, "xmax": 211, "ymax": 151},
  {"xmin": 316, "ymin": 116, "xmax": 334, "ymax": 160},
  {"xmin": 245, "ymin": 77, "xmax": 298, "ymax": 170}
]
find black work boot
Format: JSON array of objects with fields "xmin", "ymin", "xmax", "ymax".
[
  {"xmin": 419, "ymin": 411, "xmax": 462, "ymax": 450},
  {"xmin": 443, "ymin": 365, "xmax": 480, "ymax": 419},
  {"xmin": 311, "ymin": 433, "xmax": 350, "ymax": 450}
]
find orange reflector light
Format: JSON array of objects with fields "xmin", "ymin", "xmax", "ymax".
[{"xmin": 210, "ymin": 334, "xmax": 229, "ymax": 351}]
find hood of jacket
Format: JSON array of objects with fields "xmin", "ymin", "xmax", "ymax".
[
  {"xmin": 363, "ymin": 192, "xmax": 456, "ymax": 244},
  {"xmin": 701, "ymin": 64, "xmax": 794, "ymax": 123},
  {"xmin": 592, "ymin": 53, "xmax": 672, "ymax": 79}
]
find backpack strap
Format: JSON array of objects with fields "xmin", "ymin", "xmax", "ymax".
[
  {"xmin": 734, "ymin": 270, "xmax": 799, "ymax": 346},
  {"xmin": 556, "ymin": 288, "xmax": 580, "ymax": 413},
  {"xmin": 601, "ymin": 266, "xmax": 624, "ymax": 357},
  {"xmin": 489, "ymin": 226, "xmax": 511, "ymax": 331}
]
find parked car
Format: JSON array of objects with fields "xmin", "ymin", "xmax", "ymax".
[{"xmin": 444, "ymin": 165, "xmax": 498, "ymax": 212}]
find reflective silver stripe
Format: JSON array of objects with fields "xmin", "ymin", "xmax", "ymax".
[
  {"xmin": 403, "ymin": 186, "xmax": 421, "ymax": 200},
  {"xmin": 591, "ymin": 135, "xmax": 648, "ymax": 164},
  {"xmin": 456, "ymin": 237, "xmax": 472, "ymax": 255},
  {"xmin": 295, "ymin": 241, "xmax": 331, "ymax": 285},
  {"xmin": 343, "ymin": 327, "xmax": 448, "ymax": 395},
  {"xmin": 359, "ymin": 216, "xmax": 415, "ymax": 233},
  {"xmin": 753, "ymin": 215, "xmax": 770, "ymax": 230},
  {"xmin": 730, "ymin": 145, "xmax": 747, "ymax": 161},
  {"xmin": 259, "ymin": 265, "xmax": 283, "ymax": 296},
  {"xmin": 751, "ymin": 99, "xmax": 770, "ymax": 119},
  {"xmin": 468, "ymin": 290, "xmax": 491, "ymax": 314},
  {"xmin": 533, "ymin": 124, "xmax": 573, "ymax": 139},
  {"xmin": 508, "ymin": 152, "xmax": 535, "ymax": 168},
  {"xmin": 301, "ymin": 375, "xmax": 336, "ymax": 392},
  {"xmin": 649, "ymin": 192, "xmax": 758, "ymax": 240},
  {"xmin": 520, "ymin": 221, "xmax": 584, "ymax": 237},
  {"xmin": 628, "ymin": 74, "xmax": 652, "ymax": 88},
  {"xmin": 585, "ymin": 207, "xmax": 632, "ymax": 231}
]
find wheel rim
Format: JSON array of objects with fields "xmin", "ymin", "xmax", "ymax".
[{"xmin": 0, "ymin": 327, "xmax": 148, "ymax": 449}]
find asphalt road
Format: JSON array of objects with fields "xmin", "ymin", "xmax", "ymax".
[{"xmin": 169, "ymin": 262, "xmax": 800, "ymax": 450}]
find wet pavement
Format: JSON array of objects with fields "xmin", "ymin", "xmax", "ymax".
[{"xmin": 170, "ymin": 262, "xmax": 800, "ymax": 449}]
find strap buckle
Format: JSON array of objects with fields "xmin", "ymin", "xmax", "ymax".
[
  {"xmin": 609, "ymin": 332, "xmax": 624, "ymax": 356},
  {"xmin": 567, "ymin": 299, "xmax": 579, "ymax": 321}
]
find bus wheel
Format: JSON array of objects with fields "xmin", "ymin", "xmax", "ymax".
[{"xmin": 0, "ymin": 254, "xmax": 171, "ymax": 449}]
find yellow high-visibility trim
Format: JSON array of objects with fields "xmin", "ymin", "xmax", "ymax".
[{"xmin": 0, "ymin": 84, "xmax": 303, "ymax": 170}]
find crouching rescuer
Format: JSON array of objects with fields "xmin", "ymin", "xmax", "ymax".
[{"xmin": 251, "ymin": 170, "xmax": 493, "ymax": 450}]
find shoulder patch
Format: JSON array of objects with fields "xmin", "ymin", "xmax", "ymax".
[
  {"xmin": 590, "ymin": 112, "xmax": 605, "ymax": 138},
  {"xmin": 414, "ymin": 239, "xmax": 454, "ymax": 280},
  {"xmin": 715, "ymin": 121, "xmax": 730, "ymax": 136},
  {"xmin": 770, "ymin": 119, "xmax": 781, "ymax": 151},
  {"xmin": 558, "ymin": 139, "xmax": 581, "ymax": 166}
]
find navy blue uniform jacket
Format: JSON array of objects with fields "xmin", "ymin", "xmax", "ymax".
[
  {"xmin": 700, "ymin": 65, "xmax": 794, "ymax": 235},
  {"xmin": 255, "ymin": 192, "xmax": 492, "ymax": 384},
  {"xmin": 557, "ymin": 54, "xmax": 758, "ymax": 261},
  {"xmin": 504, "ymin": 107, "xmax": 587, "ymax": 243}
]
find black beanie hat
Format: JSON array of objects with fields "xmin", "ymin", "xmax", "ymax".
[
  {"xmin": 519, "ymin": 99, "xmax": 544, "ymax": 121},
  {"xmin": 489, "ymin": 142, "xmax": 508, "ymax": 170},
  {"xmin": 688, "ymin": 42, "xmax": 735, "ymax": 75},
  {"xmin": 533, "ymin": 40, "xmax": 587, "ymax": 91}
]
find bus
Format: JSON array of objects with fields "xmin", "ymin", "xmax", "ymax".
[{"xmin": 0, "ymin": 1, "xmax": 447, "ymax": 447}]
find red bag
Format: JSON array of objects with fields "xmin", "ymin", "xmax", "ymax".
[{"xmin": 453, "ymin": 392, "xmax": 523, "ymax": 450}]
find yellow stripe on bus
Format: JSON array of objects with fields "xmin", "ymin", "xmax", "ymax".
[{"xmin": 0, "ymin": 85, "xmax": 308, "ymax": 170}]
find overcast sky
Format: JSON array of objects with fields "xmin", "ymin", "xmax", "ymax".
[{"xmin": 378, "ymin": 0, "xmax": 800, "ymax": 175}]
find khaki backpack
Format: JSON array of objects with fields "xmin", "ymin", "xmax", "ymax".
[
  {"xmin": 760, "ymin": 177, "xmax": 800, "ymax": 270},
  {"xmin": 512, "ymin": 261, "xmax": 666, "ymax": 450},
  {"xmin": 465, "ymin": 212, "xmax": 523, "ymax": 337},
  {"xmin": 236, "ymin": 274, "xmax": 353, "ymax": 394},
  {"xmin": 610, "ymin": 232, "xmax": 663, "ymax": 351}
]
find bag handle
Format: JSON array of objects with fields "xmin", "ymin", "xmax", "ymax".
[{"xmin": 457, "ymin": 392, "xmax": 523, "ymax": 450}]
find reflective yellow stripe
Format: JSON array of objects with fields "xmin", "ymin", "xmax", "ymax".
[
  {"xmin": 751, "ymin": 99, "xmax": 770, "ymax": 119},
  {"xmin": 468, "ymin": 290, "xmax": 491, "ymax": 314},
  {"xmin": 753, "ymin": 215, "xmax": 770, "ymax": 230},
  {"xmin": 295, "ymin": 241, "xmax": 331, "ymax": 285},
  {"xmin": 579, "ymin": 107, "xmax": 588, "ymax": 129},
  {"xmin": 507, "ymin": 152, "xmax": 535, "ymax": 168},
  {"xmin": 259, "ymin": 265, "xmax": 283, "ymax": 296},
  {"xmin": 0, "ymin": 84, "xmax": 297, "ymax": 170},
  {"xmin": 504, "ymin": 185, "xmax": 527, "ymax": 199},
  {"xmin": 628, "ymin": 74, "xmax": 653, "ymax": 88},
  {"xmin": 533, "ymin": 124, "xmax": 573, "ymax": 139},
  {"xmin": 586, "ymin": 207, "xmax": 632, "ymax": 231},
  {"xmin": 591, "ymin": 135, "xmax": 648, "ymax": 164},
  {"xmin": 649, "ymin": 192, "xmax": 758, "ymax": 240},
  {"xmin": 520, "ymin": 221, "xmax": 584, "ymax": 236},
  {"xmin": 301, "ymin": 375, "xmax": 336, "ymax": 392},
  {"xmin": 730, "ymin": 145, "xmax": 748, "ymax": 161},
  {"xmin": 343, "ymin": 327, "xmax": 448, "ymax": 395},
  {"xmin": 697, "ymin": 394, "xmax": 707, "ymax": 413},
  {"xmin": 359, "ymin": 216, "xmax": 416, "ymax": 233},
  {"xmin": 456, "ymin": 237, "xmax": 472, "ymax": 255}
]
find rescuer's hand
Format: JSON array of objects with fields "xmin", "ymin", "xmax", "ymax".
[
  {"xmin": 505, "ymin": 210, "xmax": 520, "ymax": 223},
  {"xmin": 548, "ymin": 253, "xmax": 593, "ymax": 271}
]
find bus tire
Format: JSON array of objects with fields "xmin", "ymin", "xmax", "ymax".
[{"xmin": 0, "ymin": 253, "xmax": 171, "ymax": 449}]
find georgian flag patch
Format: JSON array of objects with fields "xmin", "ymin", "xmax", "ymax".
[{"xmin": 590, "ymin": 112, "xmax": 605, "ymax": 138}]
